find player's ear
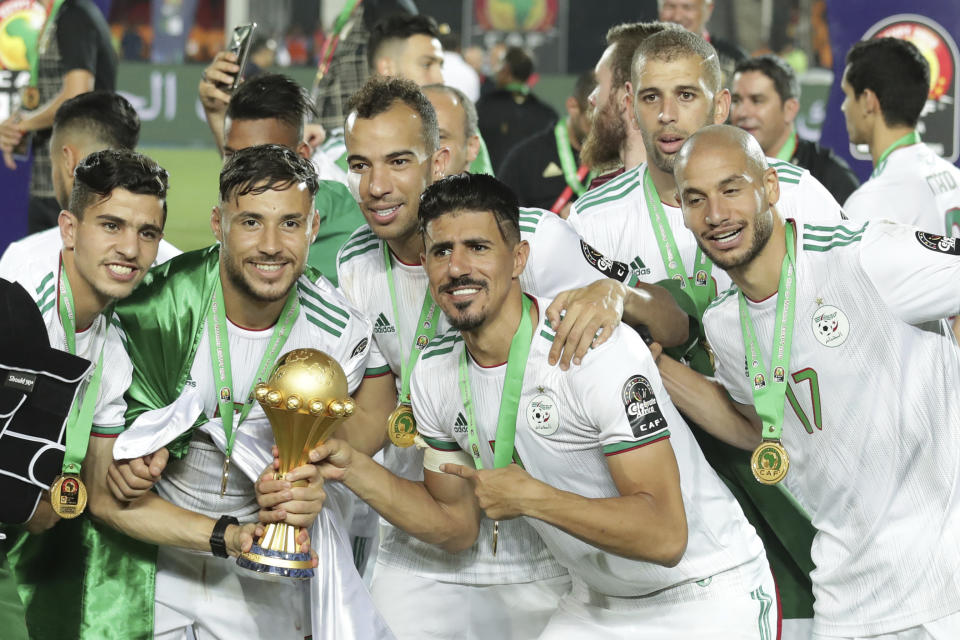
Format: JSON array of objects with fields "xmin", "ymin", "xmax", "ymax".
[
  {"xmin": 58, "ymin": 209, "xmax": 78, "ymax": 250},
  {"xmin": 763, "ymin": 166, "xmax": 781, "ymax": 206},
  {"xmin": 783, "ymin": 97, "xmax": 800, "ymax": 125},
  {"xmin": 433, "ymin": 145, "xmax": 450, "ymax": 179},
  {"xmin": 210, "ymin": 206, "xmax": 224, "ymax": 242},
  {"xmin": 714, "ymin": 89, "xmax": 731, "ymax": 124},
  {"xmin": 513, "ymin": 239, "xmax": 530, "ymax": 279},
  {"xmin": 296, "ymin": 141, "xmax": 311, "ymax": 160}
]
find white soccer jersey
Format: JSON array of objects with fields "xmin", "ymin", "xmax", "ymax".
[
  {"xmin": 413, "ymin": 297, "xmax": 766, "ymax": 597},
  {"xmin": 569, "ymin": 160, "xmax": 845, "ymax": 297},
  {"xmin": 844, "ymin": 142, "xmax": 960, "ymax": 236},
  {"xmin": 0, "ymin": 227, "xmax": 181, "ymax": 274},
  {"xmin": 312, "ymin": 129, "xmax": 348, "ymax": 185},
  {"xmin": 705, "ymin": 220, "xmax": 960, "ymax": 636},
  {"xmin": 0, "ymin": 244, "xmax": 130, "ymax": 433},
  {"xmin": 336, "ymin": 208, "xmax": 620, "ymax": 583}
]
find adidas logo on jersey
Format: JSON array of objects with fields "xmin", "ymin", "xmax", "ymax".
[
  {"xmin": 453, "ymin": 412, "xmax": 468, "ymax": 433},
  {"xmin": 374, "ymin": 312, "xmax": 395, "ymax": 334}
]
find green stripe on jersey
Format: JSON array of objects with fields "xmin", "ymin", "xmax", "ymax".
[
  {"xmin": 602, "ymin": 431, "xmax": 670, "ymax": 455},
  {"xmin": 574, "ymin": 166, "xmax": 640, "ymax": 209},
  {"xmin": 37, "ymin": 284, "xmax": 54, "ymax": 308},
  {"xmin": 422, "ymin": 337, "xmax": 463, "ymax": 360},
  {"xmin": 338, "ymin": 240, "xmax": 380, "ymax": 266},
  {"xmin": 303, "ymin": 310, "xmax": 343, "ymax": 337},
  {"xmin": 519, "ymin": 225, "xmax": 537, "ymax": 234},
  {"xmin": 802, "ymin": 221, "xmax": 868, "ymax": 252},
  {"xmin": 421, "ymin": 435, "xmax": 461, "ymax": 451},
  {"xmin": 40, "ymin": 299, "xmax": 54, "ymax": 314},
  {"xmin": 539, "ymin": 329, "xmax": 555, "ymax": 342},
  {"xmin": 364, "ymin": 364, "xmax": 391, "ymax": 377},
  {"xmin": 340, "ymin": 230, "xmax": 376, "ymax": 253},
  {"xmin": 769, "ymin": 160, "xmax": 803, "ymax": 175},
  {"xmin": 750, "ymin": 586, "xmax": 774, "ymax": 640},
  {"xmin": 36, "ymin": 271, "xmax": 54, "ymax": 294},
  {"xmin": 803, "ymin": 234, "xmax": 865, "ymax": 252},
  {"xmin": 575, "ymin": 179, "xmax": 641, "ymax": 213},
  {"xmin": 803, "ymin": 222, "xmax": 868, "ymax": 236},
  {"xmin": 91, "ymin": 424, "xmax": 125, "ymax": 436},
  {"xmin": 705, "ymin": 285, "xmax": 739, "ymax": 313},
  {"xmin": 299, "ymin": 285, "xmax": 350, "ymax": 320}
]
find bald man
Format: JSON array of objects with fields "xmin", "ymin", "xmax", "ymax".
[{"xmin": 664, "ymin": 124, "xmax": 960, "ymax": 640}]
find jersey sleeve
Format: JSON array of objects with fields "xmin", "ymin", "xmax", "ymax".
[
  {"xmin": 524, "ymin": 210, "xmax": 634, "ymax": 296},
  {"xmin": 410, "ymin": 361, "xmax": 460, "ymax": 451},
  {"xmin": 363, "ymin": 337, "xmax": 390, "ymax": 378},
  {"xmin": 568, "ymin": 327, "xmax": 671, "ymax": 456},
  {"xmin": 859, "ymin": 220, "xmax": 960, "ymax": 324},
  {"xmin": 91, "ymin": 330, "xmax": 132, "ymax": 435},
  {"xmin": 55, "ymin": 5, "xmax": 99, "ymax": 74}
]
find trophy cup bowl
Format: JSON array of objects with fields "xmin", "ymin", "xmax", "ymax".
[{"xmin": 236, "ymin": 348, "xmax": 355, "ymax": 579}]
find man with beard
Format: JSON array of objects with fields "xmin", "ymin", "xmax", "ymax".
[
  {"xmin": 316, "ymin": 172, "xmax": 780, "ymax": 638},
  {"xmin": 667, "ymin": 123, "xmax": 960, "ymax": 639},
  {"xmin": 334, "ymin": 77, "xmax": 689, "ymax": 639},
  {"xmin": 567, "ymin": 28, "xmax": 846, "ymax": 638},
  {"xmin": 89, "ymin": 145, "xmax": 392, "ymax": 639},
  {"xmin": 498, "ymin": 71, "xmax": 595, "ymax": 216}
]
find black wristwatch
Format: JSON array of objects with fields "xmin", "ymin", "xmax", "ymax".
[{"xmin": 210, "ymin": 515, "xmax": 239, "ymax": 558}]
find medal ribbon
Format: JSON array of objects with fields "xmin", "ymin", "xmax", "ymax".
[
  {"xmin": 738, "ymin": 222, "xmax": 797, "ymax": 442},
  {"xmin": 775, "ymin": 129, "xmax": 798, "ymax": 161},
  {"xmin": 872, "ymin": 131, "xmax": 921, "ymax": 178},
  {"xmin": 553, "ymin": 118, "xmax": 590, "ymax": 197},
  {"xmin": 207, "ymin": 279, "xmax": 300, "ymax": 459},
  {"xmin": 27, "ymin": 0, "xmax": 66, "ymax": 90},
  {"xmin": 57, "ymin": 262, "xmax": 105, "ymax": 475},
  {"xmin": 383, "ymin": 242, "xmax": 441, "ymax": 404},
  {"xmin": 642, "ymin": 167, "xmax": 714, "ymax": 314},
  {"xmin": 458, "ymin": 295, "xmax": 533, "ymax": 470}
]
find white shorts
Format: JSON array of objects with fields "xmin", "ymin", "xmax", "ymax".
[
  {"xmin": 153, "ymin": 546, "xmax": 310, "ymax": 640},
  {"xmin": 370, "ymin": 561, "xmax": 570, "ymax": 640},
  {"xmin": 538, "ymin": 560, "xmax": 780, "ymax": 640},
  {"xmin": 812, "ymin": 609, "xmax": 960, "ymax": 640}
]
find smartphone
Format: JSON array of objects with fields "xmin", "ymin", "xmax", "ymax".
[{"xmin": 223, "ymin": 22, "xmax": 257, "ymax": 92}]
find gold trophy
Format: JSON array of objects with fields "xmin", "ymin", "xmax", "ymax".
[{"xmin": 236, "ymin": 348, "xmax": 355, "ymax": 579}]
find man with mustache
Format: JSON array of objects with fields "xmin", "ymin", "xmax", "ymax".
[{"xmin": 334, "ymin": 76, "xmax": 689, "ymax": 639}]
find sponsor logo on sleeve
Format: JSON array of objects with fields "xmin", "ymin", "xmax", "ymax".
[
  {"xmin": 351, "ymin": 337, "xmax": 369, "ymax": 358},
  {"xmin": 621, "ymin": 374, "xmax": 666, "ymax": 437},
  {"xmin": 580, "ymin": 240, "xmax": 630, "ymax": 281},
  {"xmin": 916, "ymin": 231, "xmax": 960, "ymax": 255}
]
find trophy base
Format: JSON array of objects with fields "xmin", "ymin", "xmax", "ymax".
[{"xmin": 236, "ymin": 545, "xmax": 315, "ymax": 580}]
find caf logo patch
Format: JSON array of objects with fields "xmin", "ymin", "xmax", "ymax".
[
  {"xmin": 220, "ymin": 387, "xmax": 231, "ymax": 402},
  {"xmin": 579, "ymin": 240, "xmax": 629, "ymax": 281},
  {"xmin": 753, "ymin": 373, "xmax": 765, "ymax": 390},
  {"xmin": 526, "ymin": 393, "xmax": 559, "ymax": 436},
  {"xmin": 621, "ymin": 374, "xmax": 666, "ymax": 437},
  {"xmin": 351, "ymin": 338, "xmax": 369, "ymax": 358},
  {"xmin": 812, "ymin": 304, "xmax": 849, "ymax": 347},
  {"xmin": 773, "ymin": 367, "xmax": 785, "ymax": 383},
  {"xmin": 416, "ymin": 335, "xmax": 429, "ymax": 350},
  {"xmin": 695, "ymin": 270, "xmax": 708, "ymax": 286},
  {"xmin": 916, "ymin": 231, "xmax": 960, "ymax": 255}
]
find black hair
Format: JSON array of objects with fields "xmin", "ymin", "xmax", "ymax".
[
  {"xmin": 606, "ymin": 21, "xmax": 676, "ymax": 90},
  {"xmin": 226, "ymin": 73, "xmax": 317, "ymax": 141},
  {"xmin": 418, "ymin": 173, "xmax": 520, "ymax": 245},
  {"xmin": 422, "ymin": 83, "xmax": 478, "ymax": 138},
  {"xmin": 502, "ymin": 46, "xmax": 535, "ymax": 83},
  {"xmin": 368, "ymin": 13, "xmax": 440, "ymax": 70},
  {"xmin": 219, "ymin": 144, "xmax": 318, "ymax": 204},
  {"xmin": 347, "ymin": 77, "xmax": 439, "ymax": 153},
  {"xmin": 52, "ymin": 91, "xmax": 140, "ymax": 150},
  {"xmin": 845, "ymin": 37, "xmax": 929, "ymax": 128},
  {"xmin": 69, "ymin": 149, "xmax": 169, "ymax": 225},
  {"xmin": 633, "ymin": 27, "xmax": 722, "ymax": 95},
  {"xmin": 734, "ymin": 54, "xmax": 800, "ymax": 103}
]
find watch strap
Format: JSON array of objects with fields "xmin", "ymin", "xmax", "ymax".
[{"xmin": 210, "ymin": 514, "xmax": 239, "ymax": 558}]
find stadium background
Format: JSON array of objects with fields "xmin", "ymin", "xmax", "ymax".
[{"xmin": 0, "ymin": 0, "xmax": 956, "ymax": 254}]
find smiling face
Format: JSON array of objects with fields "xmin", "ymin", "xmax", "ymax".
[
  {"xmin": 60, "ymin": 188, "xmax": 164, "ymax": 307},
  {"xmin": 634, "ymin": 53, "xmax": 728, "ymax": 175},
  {"xmin": 212, "ymin": 183, "xmax": 317, "ymax": 305},
  {"xmin": 345, "ymin": 102, "xmax": 444, "ymax": 244},
  {"xmin": 422, "ymin": 209, "xmax": 528, "ymax": 332},
  {"xmin": 659, "ymin": 0, "xmax": 711, "ymax": 34},
  {"xmin": 675, "ymin": 137, "xmax": 779, "ymax": 270}
]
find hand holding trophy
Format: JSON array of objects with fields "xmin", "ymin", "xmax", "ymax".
[{"xmin": 237, "ymin": 348, "xmax": 355, "ymax": 579}]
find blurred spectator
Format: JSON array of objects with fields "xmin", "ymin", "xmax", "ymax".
[
  {"xmin": 120, "ymin": 21, "xmax": 145, "ymax": 60},
  {"xmin": 498, "ymin": 71, "xmax": 595, "ymax": 215},
  {"xmin": 731, "ymin": 54, "xmax": 859, "ymax": 203},
  {"xmin": 476, "ymin": 46, "xmax": 558, "ymax": 172},
  {"xmin": 285, "ymin": 24, "xmax": 309, "ymax": 65},
  {"xmin": 463, "ymin": 45, "xmax": 485, "ymax": 76},
  {"xmin": 422, "ymin": 84, "xmax": 480, "ymax": 174},
  {"xmin": 659, "ymin": 0, "xmax": 746, "ymax": 83},
  {"xmin": 439, "ymin": 28, "xmax": 480, "ymax": 102},
  {"xmin": 244, "ymin": 36, "xmax": 278, "ymax": 78},
  {"xmin": 367, "ymin": 12, "xmax": 443, "ymax": 85}
]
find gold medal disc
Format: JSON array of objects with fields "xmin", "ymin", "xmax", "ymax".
[
  {"xmin": 750, "ymin": 441, "xmax": 790, "ymax": 485},
  {"xmin": 20, "ymin": 87, "xmax": 39, "ymax": 110},
  {"xmin": 50, "ymin": 474, "xmax": 87, "ymax": 518},
  {"xmin": 387, "ymin": 404, "xmax": 418, "ymax": 448}
]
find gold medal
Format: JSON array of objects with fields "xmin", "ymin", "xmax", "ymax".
[
  {"xmin": 750, "ymin": 440, "xmax": 790, "ymax": 485},
  {"xmin": 20, "ymin": 87, "xmax": 39, "ymax": 110},
  {"xmin": 50, "ymin": 474, "xmax": 87, "ymax": 518},
  {"xmin": 386, "ymin": 404, "xmax": 417, "ymax": 448}
]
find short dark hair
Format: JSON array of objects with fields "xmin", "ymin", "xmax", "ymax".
[
  {"xmin": 418, "ymin": 173, "xmax": 520, "ymax": 245},
  {"xmin": 423, "ymin": 83, "xmax": 478, "ymax": 137},
  {"xmin": 606, "ymin": 21, "xmax": 676, "ymax": 90},
  {"xmin": 845, "ymin": 37, "xmax": 929, "ymax": 128},
  {"xmin": 502, "ymin": 46, "xmax": 534, "ymax": 83},
  {"xmin": 69, "ymin": 149, "xmax": 169, "ymax": 225},
  {"xmin": 226, "ymin": 73, "xmax": 317, "ymax": 141},
  {"xmin": 347, "ymin": 77, "xmax": 439, "ymax": 152},
  {"xmin": 368, "ymin": 13, "xmax": 440, "ymax": 70},
  {"xmin": 53, "ymin": 91, "xmax": 140, "ymax": 150},
  {"xmin": 219, "ymin": 144, "xmax": 318, "ymax": 204},
  {"xmin": 573, "ymin": 70, "xmax": 597, "ymax": 110},
  {"xmin": 734, "ymin": 54, "xmax": 799, "ymax": 103},
  {"xmin": 633, "ymin": 28, "xmax": 722, "ymax": 95}
]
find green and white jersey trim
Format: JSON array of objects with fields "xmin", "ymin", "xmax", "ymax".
[
  {"xmin": 337, "ymin": 226, "xmax": 379, "ymax": 267},
  {"xmin": 298, "ymin": 278, "xmax": 352, "ymax": 338},
  {"xmin": 769, "ymin": 159, "xmax": 804, "ymax": 185},
  {"xmin": 802, "ymin": 221, "xmax": 869, "ymax": 253},
  {"xmin": 572, "ymin": 166, "xmax": 642, "ymax": 214}
]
